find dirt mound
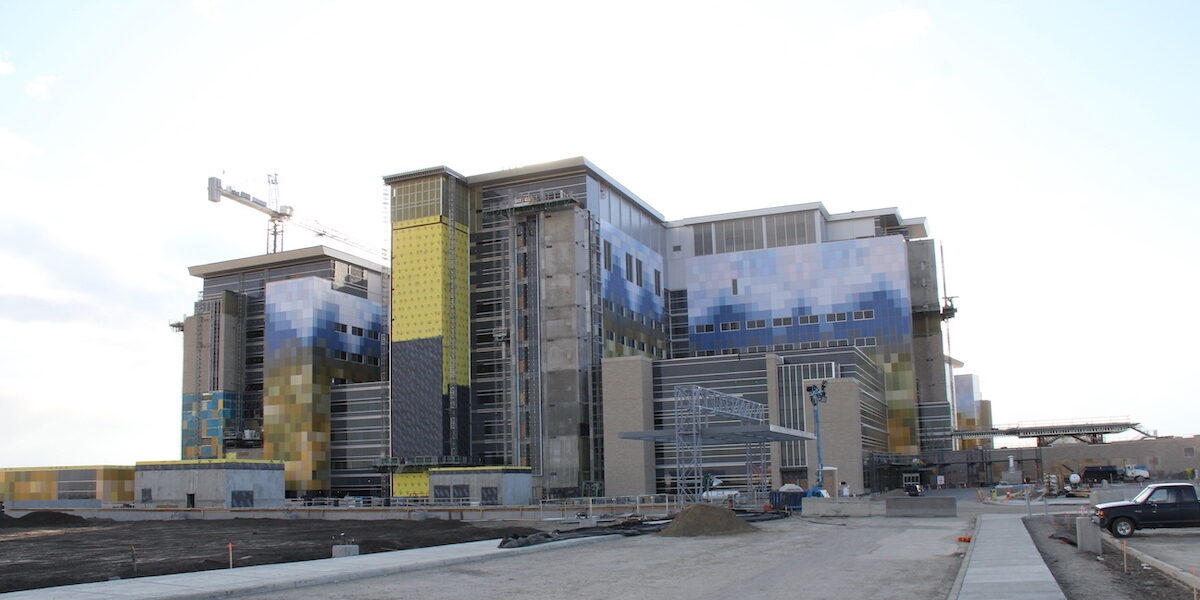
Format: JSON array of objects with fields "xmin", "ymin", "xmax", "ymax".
[
  {"xmin": 11, "ymin": 511, "xmax": 90, "ymax": 528},
  {"xmin": 658, "ymin": 504, "xmax": 759, "ymax": 537}
]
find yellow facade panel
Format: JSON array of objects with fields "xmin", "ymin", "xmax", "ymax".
[
  {"xmin": 390, "ymin": 219, "xmax": 471, "ymax": 388},
  {"xmin": 392, "ymin": 472, "xmax": 430, "ymax": 498}
]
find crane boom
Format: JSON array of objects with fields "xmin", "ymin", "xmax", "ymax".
[
  {"xmin": 292, "ymin": 219, "xmax": 387, "ymax": 260},
  {"xmin": 208, "ymin": 176, "xmax": 294, "ymax": 253},
  {"xmin": 206, "ymin": 175, "xmax": 386, "ymax": 260}
]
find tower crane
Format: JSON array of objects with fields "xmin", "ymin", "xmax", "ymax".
[{"xmin": 207, "ymin": 175, "xmax": 387, "ymax": 260}]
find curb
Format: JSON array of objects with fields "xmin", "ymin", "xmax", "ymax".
[
  {"xmin": 1101, "ymin": 534, "xmax": 1200, "ymax": 592},
  {"xmin": 945, "ymin": 514, "xmax": 981, "ymax": 600}
]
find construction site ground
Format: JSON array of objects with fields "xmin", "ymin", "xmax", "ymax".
[
  {"xmin": 5, "ymin": 488, "xmax": 1200, "ymax": 599},
  {"xmin": 0, "ymin": 513, "xmax": 540, "ymax": 594},
  {"xmin": 240, "ymin": 511, "xmax": 972, "ymax": 600}
]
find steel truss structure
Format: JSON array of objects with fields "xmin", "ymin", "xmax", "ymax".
[{"xmin": 673, "ymin": 385, "xmax": 768, "ymax": 503}]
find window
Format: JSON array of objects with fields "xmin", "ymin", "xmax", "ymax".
[
  {"xmin": 697, "ymin": 349, "xmax": 716, "ymax": 356},
  {"xmin": 798, "ymin": 315, "xmax": 819, "ymax": 325},
  {"xmin": 140, "ymin": 488, "xmax": 152, "ymax": 504},
  {"xmin": 694, "ymin": 225, "xmax": 714, "ymax": 256},
  {"xmin": 366, "ymin": 356, "xmax": 380, "ymax": 366},
  {"xmin": 606, "ymin": 330, "xmax": 615, "ymax": 341},
  {"xmin": 800, "ymin": 341, "xmax": 822, "ymax": 350},
  {"xmin": 721, "ymin": 348, "xmax": 740, "ymax": 355},
  {"xmin": 637, "ymin": 341, "xmax": 646, "ymax": 351},
  {"xmin": 654, "ymin": 270, "xmax": 661, "ymax": 296},
  {"xmin": 828, "ymin": 338, "xmax": 850, "ymax": 347},
  {"xmin": 367, "ymin": 330, "xmax": 380, "ymax": 340},
  {"xmin": 748, "ymin": 345, "xmax": 769, "ymax": 352},
  {"xmin": 231, "ymin": 490, "xmax": 254, "ymax": 508},
  {"xmin": 854, "ymin": 337, "xmax": 877, "ymax": 347},
  {"xmin": 635, "ymin": 259, "xmax": 643, "ymax": 287},
  {"xmin": 1186, "ymin": 447, "xmax": 1195, "ymax": 458},
  {"xmin": 481, "ymin": 486, "xmax": 499, "ymax": 505},
  {"xmin": 731, "ymin": 278, "xmax": 739, "ymax": 295},
  {"xmin": 604, "ymin": 240, "xmax": 612, "ymax": 270},
  {"xmin": 334, "ymin": 322, "xmax": 348, "ymax": 333},
  {"xmin": 773, "ymin": 317, "xmax": 793, "ymax": 327},
  {"xmin": 672, "ymin": 245, "xmax": 682, "ymax": 252},
  {"xmin": 747, "ymin": 319, "xmax": 766, "ymax": 329},
  {"xmin": 720, "ymin": 321, "xmax": 741, "ymax": 331},
  {"xmin": 825, "ymin": 312, "xmax": 847, "ymax": 323},
  {"xmin": 774, "ymin": 343, "xmax": 795, "ymax": 351},
  {"xmin": 351, "ymin": 326, "xmax": 364, "ymax": 336},
  {"xmin": 695, "ymin": 323, "xmax": 714, "ymax": 333},
  {"xmin": 853, "ymin": 310, "xmax": 875, "ymax": 321},
  {"xmin": 334, "ymin": 350, "xmax": 348, "ymax": 360},
  {"xmin": 350, "ymin": 353, "xmax": 364, "ymax": 363},
  {"xmin": 625, "ymin": 253, "xmax": 633, "ymax": 282}
]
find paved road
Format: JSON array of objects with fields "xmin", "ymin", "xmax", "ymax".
[{"xmin": 240, "ymin": 515, "xmax": 972, "ymax": 600}]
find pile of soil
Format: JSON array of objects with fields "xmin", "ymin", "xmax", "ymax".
[
  {"xmin": 2, "ymin": 511, "xmax": 91, "ymax": 528},
  {"xmin": 658, "ymin": 504, "xmax": 759, "ymax": 537}
]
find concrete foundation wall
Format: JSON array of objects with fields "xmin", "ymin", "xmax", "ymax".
[
  {"xmin": 801, "ymin": 498, "xmax": 873, "ymax": 517},
  {"xmin": 885, "ymin": 496, "xmax": 956, "ymax": 517}
]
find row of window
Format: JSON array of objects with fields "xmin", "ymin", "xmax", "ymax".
[
  {"xmin": 696, "ymin": 310, "xmax": 873, "ymax": 334},
  {"xmin": 333, "ymin": 322, "xmax": 381, "ymax": 339},
  {"xmin": 603, "ymin": 299, "xmax": 667, "ymax": 332},
  {"xmin": 602, "ymin": 240, "xmax": 662, "ymax": 296},
  {"xmin": 328, "ymin": 349, "xmax": 381, "ymax": 366},
  {"xmin": 693, "ymin": 337, "xmax": 877, "ymax": 355},
  {"xmin": 605, "ymin": 330, "xmax": 667, "ymax": 357}
]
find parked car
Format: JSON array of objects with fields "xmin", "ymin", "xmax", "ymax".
[
  {"xmin": 1091, "ymin": 482, "xmax": 1200, "ymax": 537},
  {"xmin": 904, "ymin": 483, "xmax": 924, "ymax": 496}
]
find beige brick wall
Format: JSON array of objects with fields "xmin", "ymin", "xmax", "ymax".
[{"xmin": 601, "ymin": 356, "xmax": 656, "ymax": 496}]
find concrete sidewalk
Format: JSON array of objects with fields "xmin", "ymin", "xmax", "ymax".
[
  {"xmin": 0, "ymin": 536, "xmax": 614, "ymax": 599},
  {"xmin": 952, "ymin": 513, "xmax": 1066, "ymax": 600}
]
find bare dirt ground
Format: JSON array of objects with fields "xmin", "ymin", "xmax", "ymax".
[
  {"xmin": 0, "ymin": 512, "xmax": 539, "ymax": 593},
  {"xmin": 1026, "ymin": 514, "xmax": 1193, "ymax": 600}
]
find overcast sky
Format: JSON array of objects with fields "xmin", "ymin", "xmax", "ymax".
[{"xmin": 1, "ymin": 1, "xmax": 1197, "ymax": 468}]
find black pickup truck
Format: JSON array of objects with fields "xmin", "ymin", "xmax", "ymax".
[{"xmin": 1091, "ymin": 482, "xmax": 1200, "ymax": 537}]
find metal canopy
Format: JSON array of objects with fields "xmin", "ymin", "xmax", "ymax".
[
  {"xmin": 621, "ymin": 385, "xmax": 817, "ymax": 504},
  {"xmin": 619, "ymin": 424, "xmax": 815, "ymax": 444}
]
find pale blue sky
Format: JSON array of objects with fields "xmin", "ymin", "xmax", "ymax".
[{"xmin": 1, "ymin": 1, "xmax": 1197, "ymax": 467}]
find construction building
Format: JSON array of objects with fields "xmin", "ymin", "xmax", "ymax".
[
  {"xmin": 135, "ymin": 459, "xmax": 284, "ymax": 509},
  {"xmin": 178, "ymin": 246, "xmax": 388, "ymax": 497},
  {"xmin": 954, "ymin": 373, "xmax": 994, "ymax": 450},
  {"xmin": 173, "ymin": 157, "xmax": 953, "ymax": 499},
  {"xmin": 383, "ymin": 157, "xmax": 955, "ymax": 497},
  {"xmin": 0, "ymin": 465, "xmax": 134, "ymax": 508}
]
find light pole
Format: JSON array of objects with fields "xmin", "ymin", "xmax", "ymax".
[{"xmin": 807, "ymin": 381, "xmax": 828, "ymax": 495}]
